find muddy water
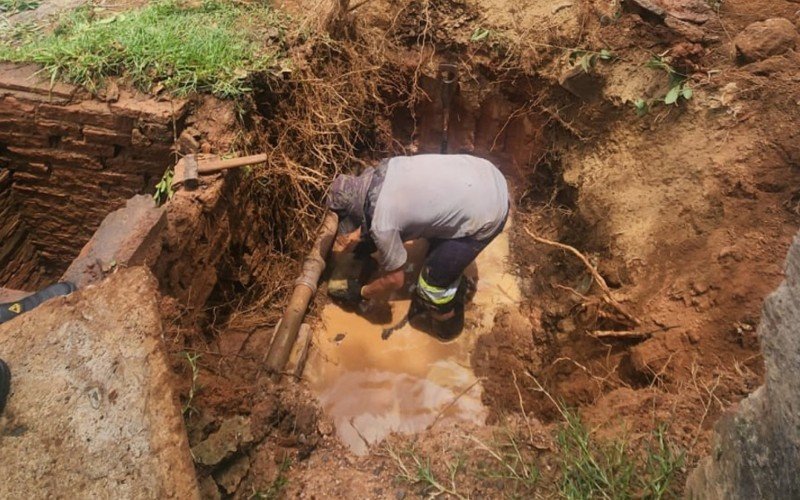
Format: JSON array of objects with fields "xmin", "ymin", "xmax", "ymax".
[{"xmin": 305, "ymin": 223, "xmax": 520, "ymax": 455}]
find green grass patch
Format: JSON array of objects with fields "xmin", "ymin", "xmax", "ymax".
[
  {"xmin": 0, "ymin": 0, "xmax": 288, "ymax": 97},
  {"xmin": 0, "ymin": 0, "xmax": 40, "ymax": 14},
  {"xmin": 558, "ymin": 410, "xmax": 685, "ymax": 499}
]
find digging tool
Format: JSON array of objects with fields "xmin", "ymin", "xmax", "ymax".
[
  {"xmin": 439, "ymin": 62, "xmax": 458, "ymax": 154},
  {"xmin": 174, "ymin": 153, "xmax": 268, "ymax": 191}
]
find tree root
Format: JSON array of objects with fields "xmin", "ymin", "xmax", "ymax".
[{"xmin": 524, "ymin": 227, "xmax": 641, "ymax": 327}]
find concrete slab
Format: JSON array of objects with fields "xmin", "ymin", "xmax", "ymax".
[
  {"xmin": 63, "ymin": 195, "xmax": 167, "ymax": 289},
  {"xmin": 0, "ymin": 267, "xmax": 199, "ymax": 498}
]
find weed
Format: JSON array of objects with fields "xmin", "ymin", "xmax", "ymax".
[
  {"xmin": 557, "ymin": 408, "xmax": 684, "ymax": 499},
  {"xmin": 633, "ymin": 98, "xmax": 649, "ymax": 117},
  {"xmin": 181, "ymin": 351, "xmax": 201, "ymax": 417},
  {"xmin": 153, "ymin": 168, "xmax": 174, "ymax": 206},
  {"xmin": 0, "ymin": 0, "xmax": 288, "ymax": 97},
  {"xmin": 646, "ymin": 55, "xmax": 693, "ymax": 106},
  {"xmin": 472, "ymin": 430, "xmax": 540, "ymax": 495},
  {"xmin": 387, "ymin": 445, "xmax": 467, "ymax": 499},
  {"xmin": 470, "ymin": 26, "xmax": 491, "ymax": 42}
]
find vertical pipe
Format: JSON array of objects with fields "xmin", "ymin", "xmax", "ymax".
[{"xmin": 265, "ymin": 211, "xmax": 338, "ymax": 376}]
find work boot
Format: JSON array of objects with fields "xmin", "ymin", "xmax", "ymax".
[
  {"xmin": 0, "ymin": 358, "xmax": 10, "ymax": 416},
  {"xmin": 408, "ymin": 291, "xmax": 466, "ymax": 342}
]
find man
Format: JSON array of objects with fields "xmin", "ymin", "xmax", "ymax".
[{"xmin": 327, "ymin": 154, "xmax": 509, "ymax": 340}]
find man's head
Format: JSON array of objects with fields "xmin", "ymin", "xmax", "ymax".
[{"xmin": 327, "ymin": 168, "xmax": 375, "ymax": 251}]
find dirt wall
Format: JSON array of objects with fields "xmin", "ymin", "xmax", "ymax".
[{"xmin": 0, "ymin": 63, "xmax": 188, "ymax": 282}]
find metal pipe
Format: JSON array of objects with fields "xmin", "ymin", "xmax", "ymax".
[{"xmin": 265, "ymin": 211, "xmax": 338, "ymax": 376}]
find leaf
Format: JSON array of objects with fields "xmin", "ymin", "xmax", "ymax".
[
  {"xmin": 580, "ymin": 54, "xmax": 594, "ymax": 73},
  {"xmin": 470, "ymin": 27, "xmax": 490, "ymax": 42},
  {"xmin": 634, "ymin": 99, "xmax": 648, "ymax": 116},
  {"xmin": 664, "ymin": 85, "xmax": 681, "ymax": 105},
  {"xmin": 599, "ymin": 49, "xmax": 613, "ymax": 60},
  {"xmin": 681, "ymin": 86, "xmax": 693, "ymax": 100}
]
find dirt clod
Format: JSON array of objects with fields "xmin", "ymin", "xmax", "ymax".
[{"xmin": 734, "ymin": 18, "xmax": 799, "ymax": 63}]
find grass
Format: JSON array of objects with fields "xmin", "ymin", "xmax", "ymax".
[
  {"xmin": 0, "ymin": 0, "xmax": 39, "ymax": 14},
  {"xmin": 557, "ymin": 410, "xmax": 685, "ymax": 499},
  {"xmin": 181, "ymin": 351, "xmax": 201, "ymax": 417},
  {"xmin": 0, "ymin": 0, "xmax": 288, "ymax": 97}
]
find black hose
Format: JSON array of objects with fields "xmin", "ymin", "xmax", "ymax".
[
  {"xmin": 0, "ymin": 358, "xmax": 9, "ymax": 415},
  {"xmin": 0, "ymin": 282, "xmax": 76, "ymax": 325}
]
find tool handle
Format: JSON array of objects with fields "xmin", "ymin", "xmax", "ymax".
[{"xmin": 197, "ymin": 153, "xmax": 268, "ymax": 173}]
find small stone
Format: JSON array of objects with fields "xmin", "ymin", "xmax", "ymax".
[
  {"xmin": 395, "ymin": 489, "xmax": 407, "ymax": 500},
  {"xmin": 190, "ymin": 416, "xmax": 254, "ymax": 466},
  {"xmin": 691, "ymin": 281, "xmax": 709, "ymax": 296},
  {"xmin": 213, "ymin": 454, "xmax": 251, "ymax": 494},
  {"xmin": 687, "ymin": 331, "xmax": 700, "ymax": 344}
]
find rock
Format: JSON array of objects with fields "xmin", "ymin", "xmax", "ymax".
[
  {"xmin": 558, "ymin": 65, "xmax": 603, "ymax": 100},
  {"xmin": 687, "ymin": 232, "xmax": 800, "ymax": 498},
  {"xmin": 212, "ymin": 454, "xmax": 251, "ymax": 494},
  {"xmin": 198, "ymin": 476, "xmax": 221, "ymax": 500},
  {"xmin": 191, "ymin": 416, "xmax": 254, "ymax": 466},
  {"xmin": 627, "ymin": 0, "xmax": 711, "ymax": 24},
  {"xmin": 734, "ymin": 18, "xmax": 798, "ymax": 63},
  {"xmin": 0, "ymin": 268, "xmax": 199, "ymax": 498}
]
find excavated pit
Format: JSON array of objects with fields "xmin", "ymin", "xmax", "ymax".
[{"xmin": 0, "ymin": 63, "xmax": 187, "ymax": 291}]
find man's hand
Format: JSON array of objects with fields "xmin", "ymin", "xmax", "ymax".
[
  {"xmin": 361, "ymin": 268, "xmax": 405, "ymax": 301},
  {"xmin": 329, "ymin": 278, "xmax": 363, "ymax": 305}
]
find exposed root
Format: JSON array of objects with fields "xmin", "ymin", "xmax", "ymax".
[{"xmin": 524, "ymin": 227, "xmax": 641, "ymax": 327}]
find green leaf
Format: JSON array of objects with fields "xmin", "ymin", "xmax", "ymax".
[
  {"xmin": 634, "ymin": 99, "xmax": 648, "ymax": 116},
  {"xmin": 664, "ymin": 85, "xmax": 681, "ymax": 105},
  {"xmin": 681, "ymin": 86, "xmax": 693, "ymax": 100},
  {"xmin": 470, "ymin": 27, "xmax": 490, "ymax": 42},
  {"xmin": 599, "ymin": 49, "xmax": 613, "ymax": 60}
]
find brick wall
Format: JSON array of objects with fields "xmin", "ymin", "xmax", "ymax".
[
  {"xmin": 0, "ymin": 169, "xmax": 43, "ymax": 290},
  {"xmin": 0, "ymin": 63, "xmax": 189, "ymax": 284}
]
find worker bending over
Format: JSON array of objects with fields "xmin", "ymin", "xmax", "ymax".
[{"xmin": 327, "ymin": 154, "xmax": 509, "ymax": 340}]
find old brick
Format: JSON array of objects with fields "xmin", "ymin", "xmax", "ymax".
[
  {"xmin": 0, "ymin": 117, "xmax": 37, "ymax": 134},
  {"xmin": 131, "ymin": 144, "xmax": 174, "ymax": 163},
  {"xmin": 36, "ymin": 119, "xmax": 81, "ymax": 138},
  {"xmin": 38, "ymin": 102, "xmax": 134, "ymax": 132},
  {"xmin": 105, "ymin": 154, "xmax": 170, "ymax": 175},
  {"xmin": 13, "ymin": 162, "xmax": 51, "ymax": 177},
  {"xmin": 61, "ymin": 137, "xmax": 117, "ymax": 158},
  {"xmin": 0, "ymin": 132, "xmax": 50, "ymax": 148},
  {"xmin": 83, "ymin": 125, "xmax": 132, "ymax": 146},
  {"xmin": 0, "ymin": 95, "xmax": 37, "ymax": 117},
  {"xmin": 111, "ymin": 91, "xmax": 189, "ymax": 124},
  {"xmin": 138, "ymin": 121, "xmax": 173, "ymax": 144},
  {"xmin": 6, "ymin": 146, "xmax": 103, "ymax": 170},
  {"xmin": 0, "ymin": 63, "xmax": 76, "ymax": 99}
]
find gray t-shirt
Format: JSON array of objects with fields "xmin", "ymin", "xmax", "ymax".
[{"xmin": 370, "ymin": 154, "xmax": 509, "ymax": 271}]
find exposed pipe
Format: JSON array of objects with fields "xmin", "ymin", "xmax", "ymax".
[{"xmin": 264, "ymin": 211, "xmax": 338, "ymax": 377}]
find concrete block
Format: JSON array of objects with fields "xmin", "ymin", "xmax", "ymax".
[
  {"xmin": 0, "ymin": 267, "xmax": 199, "ymax": 498},
  {"xmin": 63, "ymin": 195, "xmax": 167, "ymax": 289}
]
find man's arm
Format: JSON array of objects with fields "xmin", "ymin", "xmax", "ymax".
[{"xmin": 361, "ymin": 267, "xmax": 404, "ymax": 301}]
